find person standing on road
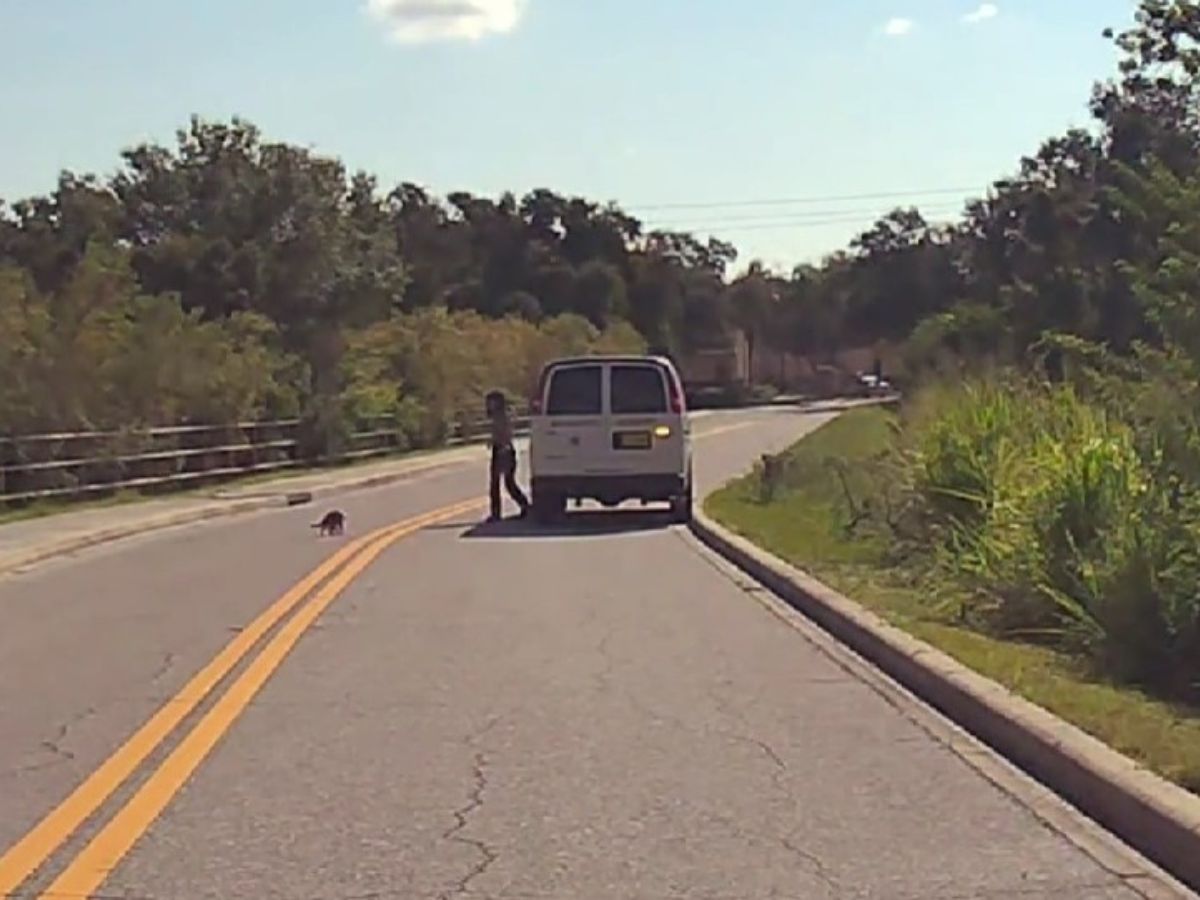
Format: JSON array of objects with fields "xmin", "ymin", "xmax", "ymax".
[{"xmin": 485, "ymin": 390, "xmax": 530, "ymax": 522}]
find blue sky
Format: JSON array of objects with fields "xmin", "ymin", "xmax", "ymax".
[{"xmin": 1, "ymin": 1, "xmax": 1135, "ymax": 269}]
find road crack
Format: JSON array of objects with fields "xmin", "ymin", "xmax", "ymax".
[
  {"xmin": 148, "ymin": 651, "xmax": 177, "ymax": 684},
  {"xmin": 781, "ymin": 834, "xmax": 842, "ymax": 897},
  {"xmin": 706, "ymin": 683, "xmax": 791, "ymax": 779},
  {"xmin": 439, "ymin": 751, "xmax": 497, "ymax": 900},
  {"xmin": 593, "ymin": 626, "xmax": 618, "ymax": 696},
  {"xmin": 705, "ymin": 684, "xmax": 845, "ymax": 894},
  {"xmin": 734, "ymin": 732, "xmax": 787, "ymax": 771},
  {"xmin": 41, "ymin": 703, "xmax": 99, "ymax": 763},
  {"xmin": 7, "ymin": 705, "xmax": 99, "ymax": 776}
]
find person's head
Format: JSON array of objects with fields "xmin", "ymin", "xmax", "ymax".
[{"xmin": 485, "ymin": 390, "xmax": 506, "ymax": 418}]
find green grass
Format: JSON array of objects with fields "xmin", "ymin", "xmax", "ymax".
[{"xmin": 706, "ymin": 407, "xmax": 1200, "ymax": 793}]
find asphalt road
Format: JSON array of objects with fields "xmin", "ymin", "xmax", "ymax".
[{"xmin": 0, "ymin": 408, "xmax": 1188, "ymax": 899}]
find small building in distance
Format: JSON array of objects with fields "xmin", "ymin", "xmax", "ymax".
[
  {"xmin": 680, "ymin": 329, "xmax": 897, "ymax": 398},
  {"xmin": 677, "ymin": 331, "xmax": 750, "ymax": 388}
]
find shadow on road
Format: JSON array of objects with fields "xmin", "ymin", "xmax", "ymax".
[{"xmin": 428, "ymin": 508, "xmax": 677, "ymax": 540}]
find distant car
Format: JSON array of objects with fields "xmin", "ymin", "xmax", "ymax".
[
  {"xmin": 856, "ymin": 373, "xmax": 891, "ymax": 397},
  {"xmin": 528, "ymin": 355, "xmax": 693, "ymax": 524}
]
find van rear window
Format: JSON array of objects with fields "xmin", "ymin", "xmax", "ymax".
[
  {"xmin": 611, "ymin": 365, "xmax": 668, "ymax": 414},
  {"xmin": 546, "ymin": 365, "xmax": 602, "ymax": 415}
]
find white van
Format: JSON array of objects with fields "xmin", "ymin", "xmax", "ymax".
[{"xmin": 528, "ymin": 355, "xmax": 693, "ymax": 524}]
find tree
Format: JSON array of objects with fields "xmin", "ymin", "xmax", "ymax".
[
  {"xmin": 727, "ymin": 262, "xmax": 779, "ymax": 377},
  {"xmin": 2, "ymin": 173, "xmax": 122, "ymax": 294},
  {"xmin": 111, "ymin": 117, "xmax": 408, "ymax": 401},
  {"xmin": 1108, "ymin": 160, "xmax": 1200, "ymax": 365},
  {"xmin": 499, "ymin": 289, "xmax": 543, "ymax": 321},
  {"xmin": 1095, "ymin": 0, "xmax": 1200, "ymax": 171},
  {"xmin": 574, "ymin": 260, "xmax": 628, "ymax": 328}
]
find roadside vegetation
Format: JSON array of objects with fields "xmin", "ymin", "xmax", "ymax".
[
  {"xmin": 710, "ymin": 0, "xmax": 1200, "ymax": 791},
  {"xmin": 708, "ymin": 406, "xmax": 1200, "ymax": 792},
  {"xmin": 0, "ymin": 115, "xmax": 787, "ymax": 449}
]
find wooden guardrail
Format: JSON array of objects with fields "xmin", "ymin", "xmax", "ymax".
[{"xmin": 0, "ymin": 413, "xmax": 530, "ymax": 505}]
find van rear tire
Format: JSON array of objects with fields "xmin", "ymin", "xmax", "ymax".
[
  {"xmin": 670, "ymin": 482, "xmax": 693, "ymax": 525},
  {"xmin": 533, "ymin": 490, "xmax": 566, "ymax": 523}
]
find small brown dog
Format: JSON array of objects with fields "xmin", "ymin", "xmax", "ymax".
[{"xmin": 312, "ymin": 510, "xmax": 346, "ymax": 537}]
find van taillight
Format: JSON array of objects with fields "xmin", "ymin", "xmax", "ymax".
[
  {"xmin": 668, "ymin": 374, "xmax": 685, "ymax": 413},
  {"xmin": 530, "ymin": 369, "xmax": 549, "ymax": 414}
]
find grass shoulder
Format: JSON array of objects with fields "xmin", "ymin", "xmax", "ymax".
[{"xmin": 705, "ymin": 407, "xmax": 1200, "ymax": 793}]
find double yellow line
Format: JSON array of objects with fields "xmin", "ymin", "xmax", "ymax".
[
  {"xmin": 1, "ymin": 417, "xmax": 756, "ymax": 899},
  {"xmin": 0, "ymin": 496, "xmax": 483, "ymax": 900}
]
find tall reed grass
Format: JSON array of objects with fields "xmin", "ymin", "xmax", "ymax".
[{"xmin": 889, "ymin": 376, "xmax": 1200, "ymax": 702}]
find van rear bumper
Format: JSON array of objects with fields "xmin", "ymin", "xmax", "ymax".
[{"xmin": 532, "ymin": 473, "xmax": 686, "ymax": 505}]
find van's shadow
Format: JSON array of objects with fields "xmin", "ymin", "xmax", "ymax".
[{"xmin": 429, "ymin": 508, "xmax": 677, "ymax": 539}]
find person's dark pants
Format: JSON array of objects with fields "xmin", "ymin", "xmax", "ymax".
[{"xmin": 490, "ymin": 445, "xmax": 529, "ymax": 519}]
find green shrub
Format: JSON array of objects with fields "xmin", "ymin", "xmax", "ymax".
[
  {"xmin": 907, "ymin": 378, "xmax": 1024, "ymax": 535},
  {"xmin": 897, "ymin": 374, "xmax": 1200, "ymax": 703}
]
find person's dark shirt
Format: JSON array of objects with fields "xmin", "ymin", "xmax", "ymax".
[{"xmin": 490, "ymin": 411, "xmax": 514, "ymax": 449}]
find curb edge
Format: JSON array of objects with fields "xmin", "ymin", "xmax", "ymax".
[
  {"xmin": 689, "ymin": 506, "xmax": 1200, "ymax": 893},
  {"xmin": 0, "ymin": 449, "xmax": 484, "ymax": 579}
]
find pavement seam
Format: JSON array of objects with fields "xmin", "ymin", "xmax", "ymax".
[{"xmin": 679, "ymin": 515, "xmax": 1199, "ymax": 898}]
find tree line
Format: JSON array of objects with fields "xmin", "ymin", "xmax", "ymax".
[
  {"xmin": 810, "ymin": 0, "xmax": 1200, "ymax": 713},
  {"xmin": 696, "ymin": 0, "xmax": 1200, "ymax": 393},
  {"xmin": 2, "ymin": 0, "xmax": 1198, "ymax": 449},
  {"xmin": 0, "ymin": 122, "xmax": 742, "ymax": 444},
  {"xmin": 815, "ymin": 0, "xmax": 1200, "ymax": 382}
]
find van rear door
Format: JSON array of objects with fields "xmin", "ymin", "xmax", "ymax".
[
  {"xmin": 606, "ymin": 362, "xmax": 684, "ymax": 475},
  {"xmin": 534, "ymin": 363, "xmax": 608, "ymax": 476}
]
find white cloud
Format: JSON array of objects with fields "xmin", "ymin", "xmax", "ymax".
[
  {"xmin": 365, "ymin": 0, "xmax": 526, "ymax": 44},
  {"xmin": 883, "ymin": 17, "xmax": 915, "ymax": 37},
  {"xmin": 962, "ymin": 3, "xmax": 999, "ymax": 24}
]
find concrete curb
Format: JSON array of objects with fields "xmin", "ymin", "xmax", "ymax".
[
  {"xmin": 689, "ymin": 507, "xmax": 1200, "ymax": 893},
  {"xmin": 0, "ymin": 499, "xmax": 273, "ymax": 578},
  {"xmin": 0, "ymin": 449, "xmax": 483, "ymax": 578}
]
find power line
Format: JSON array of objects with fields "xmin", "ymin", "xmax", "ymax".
[
  {"xmin": 703, "ymin": 217, "xmax": 957, "ymax": 233},
  {"xmin": 646, "ymin": 208, "xmax": 965, "ymax": 234},
  {"xmin": 644, "ymin": 200, "xmax": 963, "ymax": 230},
  {"xmin": 628, "ymin": 185, "xmax": 980, "ymax": 212}
]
